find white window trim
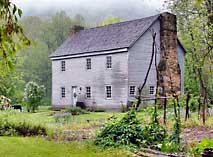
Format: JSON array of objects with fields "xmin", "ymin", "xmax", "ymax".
[{"xmin": 105, "ymin": 85, "xmax": 112, "ymax": 99}]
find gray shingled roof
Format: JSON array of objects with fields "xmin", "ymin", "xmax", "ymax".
[{"xmin": 50, "ymin": 14, "xmax": 160, "ymax": 58}]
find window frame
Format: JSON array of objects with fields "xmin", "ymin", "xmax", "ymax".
[
  {"xmin": 61, "ymin": 87, "xmax": 66, "ymax": 98},
  {"xmin": 86, "ymin": 58, "xmax": 91, "ymax": 70},
  {"xmin": 105, "ymin": 85, "xmax": 112, "ymax": 99},
  {"xmin": 149, "ymin": 86, "xmax": 155, "ymax": 95},
  {"xmin": 61, "ymin": 60, "xmax": 66, "ymax": 71},
  {"xmin": 129, "ymin": 86, "xmax": 136, "ymax": 96},
  {"xmin": 86, "ymin": 86, "xmax": 91, "ymax": 99},
  {"xmin": 106, "ymin": 56, "xmax": 112, "ymax": 69}
]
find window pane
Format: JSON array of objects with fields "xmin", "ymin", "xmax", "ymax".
[
  {"xmin": 149, "ymin": 86, "xmax": 155, "ymax": 95},
  {"xmin": 61, "ymin": 87, "xmax": 65, "ymax": 98},
  {"xmin": 86, "ymin": 58, "xmax": 91, "ymax": 69},
  {"xmin": 106, "ymin": 86, "xmax": 112, "ymax": 98},
  {"xmin": 106, "ymin": 56, "xmax": 112, "ymax": 69},
  {"xmin": 61, "ymin": 61, "xmax": 65, "ymax": 71},
  {"xmin": 129, "ymin": 86, "xmax": 135, "ymax": 95},
  {"xmin": 86, "ymin": 86, "xmax": 91, "ymax": 98}
]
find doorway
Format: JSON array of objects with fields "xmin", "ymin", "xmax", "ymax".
[{"xmin": 72, "ymin": 86, "xmax": 77, "ymax": 106}]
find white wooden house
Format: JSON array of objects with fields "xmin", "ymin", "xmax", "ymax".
[{"xmin": 49, "ymin": 12, "xmax": 186, "ymax": 110}]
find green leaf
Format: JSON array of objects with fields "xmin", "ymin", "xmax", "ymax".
[
  {"xmin": 18, "ymin": 9, "xmax": 22, "ymax": 17},
  {"xmin": 13, "ymin": 5, "xmax": 17, "ymax": 14}
]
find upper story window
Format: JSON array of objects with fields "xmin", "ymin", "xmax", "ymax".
[
  {"xmin": 106, "ymin": 85, "xmax": 112, "ymax": 98},
  {"xmin": 149, "ymin": 86, "xmax": 155, "ymax": 95},
  {"xmin": 61, "ymin": 61, "xmax": 66, "ymax": 71},
  {"xmin": 86, "ymin": 86, "xmax": 91, "ymax": 98},
  {"xmin": 129, "ymin": 86, "xmax": 136, "ymax": 96},
  {"xmin": 86, "ymin": 58, "xmax": 91, "ymax": 70},
  {"xmin": 86, "ymin": 58, "xmax": 92, "ymax": 70},
  {"xmin": 106, "ymin": 56, "xmax": 112, "ymax": 69},
  {"xmin": 61, "ymin": 87, "xmax": 66, "ymax": 98}
]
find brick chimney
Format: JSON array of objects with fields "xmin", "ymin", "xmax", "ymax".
[
  {"xmin": 70, "ymin": 25, "xmax": 84, "ymax": 36},
  {"xmin": 158, "ymin": 12, "xmax": 181, "ymax": 96}
]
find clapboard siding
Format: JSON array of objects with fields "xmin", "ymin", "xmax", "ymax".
[
  {"xmin": 128, "ymin": 20, "xmax": 161, "ymax": 100},
  {"xmin": 51, "ymin": 18, "xmax": 186, "ymax": 110},
  {"xmin": 177, "ymin": 44, "xmax": 185, "ymax": 94},
  {"xmin": 52, "ymin": 52, "xmax": 128, "ymax": 110}
]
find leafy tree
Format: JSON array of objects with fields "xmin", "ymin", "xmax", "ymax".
[
  {"xmin": 0, "ymin": 71, "xmax": 25, "ymax": 103},
  {"xmin": 0, "ymin": 0, "xmax": 30, "ymax": 71},
  {"xmin": 165, "ymin": 0, "xmax": 213, "ymax": 124},
  {"xmin": 23, "ymin": 81, "xmax": 45, "ymax": 112},
  {"xmin": 98, "ymin": 16, "xmax": 122, "ymax": 26}
]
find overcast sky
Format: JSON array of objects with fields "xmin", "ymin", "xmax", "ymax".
[{"xmin": 12, "ymin": 0, "xmax": 165, "ymax": 22}]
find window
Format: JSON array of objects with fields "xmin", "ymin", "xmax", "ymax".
[
  {"xmin": 61, "ymin": 87, "xmax": 66, "ymax": 98},
  {"xmin": 61, "ymin": 61, "xmax": 66, "ymax": 71},
  {"xmin": 86, "ymin": 58, "xmax": 91, "ymax": 70},
  {"xmin": 106, "ymin": 86, "xmax": 112, "ymax": 98},
  {"xmin": 129, "ymin": 86, "xmax": 136, "ymax": 96},
  {"xmin": 106, "ymin": 56, "xmax": 112, "ymax": 69},
  {"xmin": 86, "ymin": 86, "xmax": 91, "ymax": 98},
  {"xmin": 149, "ymin": 86, "xmax": 155, "ymax": 95}
]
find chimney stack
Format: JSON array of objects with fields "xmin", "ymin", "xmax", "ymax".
[
  {"xmin": 70, "ymin": 25, "xmax": 84, "ymax": 36},
  {"xmin": 158, "ymin": 12, "xmax": 181, "ymax": 96}
]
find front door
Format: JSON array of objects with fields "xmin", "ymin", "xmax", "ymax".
[{"xmin": 72, "ymin": 86, "xmax": 77, "ymax": 106}]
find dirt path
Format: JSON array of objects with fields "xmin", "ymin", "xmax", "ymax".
[{"xmin": 182, "ymin": 126, "xmax": 213, "ymax": 143}]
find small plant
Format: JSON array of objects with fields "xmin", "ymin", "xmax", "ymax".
[
  {"xmin": 54, "ymin": 112, "xmax": 72, "ymax": 124},
  {"xmin": 65, "ymin": 106, "xmax": 88, "ymax": 115},
  {"xmin": 190, "ymin": 138, "xmax": 213, "ymax": 156},
  {"xmin": 142, "ymin": 107, "xmax": 167, "ymax": 149},
  {"xmin": 95, "ymin": 109, "xmax": 144, "ymax": 148}
]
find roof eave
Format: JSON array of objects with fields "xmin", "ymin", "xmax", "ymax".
[{"xmin": 50, "ymin": 48, "xmax": 128, "ymax": 60}]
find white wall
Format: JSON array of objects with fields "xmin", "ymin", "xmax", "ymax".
[
  {"xmin": 52, "ymin": 52, "xmax": 128, "ymax": 110},
  {"xmin": 128, "ymin": 20, "xmax": 161, "ymax": 101}
]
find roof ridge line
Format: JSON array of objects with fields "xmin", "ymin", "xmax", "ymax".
[{"xmin": 83, "ymin": 14, "xmax": 161, "ymax": 31}]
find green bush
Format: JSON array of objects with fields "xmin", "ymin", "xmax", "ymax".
[
  {"xmin": 190, "ymin": 138, "xmax": 213, "ymax": 156},
  {"xmin": 142, "ymin": 107, "xmax": 167, "ymax": 149},
  {"xmin": 95, "ymin": 110, "xmax": 144, "ymax": 148},
  {"xmin": 142, "ymin": 121, "xmax": 167, "ymax": 149},
  {"xmin": 0, "ymin": 110, "xmax": 47, "ymax": 136},
  {"xmin": 23, "ymin": 81, "xmax": 45, "ymax": 112},
  {"xmin": 189, "ymin": 96, "xmax": 200, "ymax": 112},
  {"xmin": 160, "ymin": 140, "xmax": 181, "ymax": 153},
  {"xmin": 65, "ymin": 107, "xmax": 88, "ymax": 115}
]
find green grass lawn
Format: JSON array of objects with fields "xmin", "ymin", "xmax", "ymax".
[
  {"xmin": 0, "ymin": 106, "xmax": 212, "ymax": 157},
  {"xmin": 0, "ymin": 137, "xmax": 131, "ymax": 157}
]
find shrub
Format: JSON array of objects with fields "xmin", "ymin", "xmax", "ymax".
[
  {"xmin": 190, "ymin": 138, "xmax": 213, "ymax": 156},
  {"xmin": 0, "ymin": 95, "xmax": 12, "ymax": 110},
  {"xmin": 23, "ymin": 81, "xmax": 45, "ymax": 112},
  {"xmin": 189, "ymin": 96, "xmax": 200, "ymax": 112},
  {"xmin": 0, "ymin": 110, "xmax": 47, "ymax": 136},
  {"xmin": 142, "ymin": 107, "xmax": 167, "ymax": 149},
  {"xmin": 65, "ymin": 107, "xmax": 88, "ymax": 115},
  {"xmin": 95, "ymin": 110, "xmax": 144, "ymax": 148},
  {"xmin": 142, "ymin": 121, "xmax": 167, "ymax": 149}
]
